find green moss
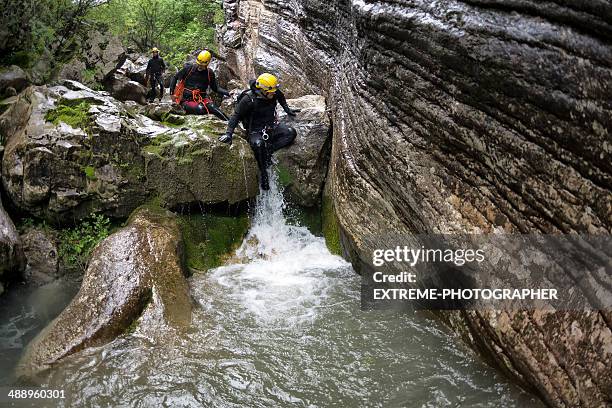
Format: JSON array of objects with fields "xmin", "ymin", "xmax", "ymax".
[
  {"xmin": 44, "ymin": 101, "xmax": 92, "ymax": 131},
  {"xmin": 322, "ymin": 194, "xmax": 342, "ymax": 256},
  {"xmin": 286, "ymin": 204, "xmax": 323, "ymax": 235},
  {"xmin": 82, "ymin": 165, "xmax": 96, "ymax": 180},
  {"xmin": 276, "ymin": 165, "xmax": 293, "ymax": 187},
  {"xmin": 160, "ymin": 112, "xmax": 185, "ymax": 126},
  {"xmin": 178, "ymin": 213, "xmax": 249, "ymax": 271},
  {"xmin": 178, "ymin": 156, "xmax": 193, "ymax": 166}
]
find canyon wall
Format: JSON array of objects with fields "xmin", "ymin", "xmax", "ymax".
[{"xmin": 218, "ymin": 1, "xmax": 612, "ymax": 406}]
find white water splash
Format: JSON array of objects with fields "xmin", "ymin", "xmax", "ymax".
[{"xmin": 210, "ymin": 167, "xmax": 350, "ymax": 324}]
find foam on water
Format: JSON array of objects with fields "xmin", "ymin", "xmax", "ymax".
[{"xmin": 210, "ymin": 167, "xmax": 350, "ymax": 324}]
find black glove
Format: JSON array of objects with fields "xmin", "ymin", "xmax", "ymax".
[
  {"xmin": 286, "ymin": 108, "xmax": 301, "ymax": 117},
  {"xmin": 219, "ymin": 132, "xmax": 233, "ymax": 145}
]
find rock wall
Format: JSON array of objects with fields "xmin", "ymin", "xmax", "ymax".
[{"xmin": 219, "ymin": 1, "xmax": 612, "ymax": 407}]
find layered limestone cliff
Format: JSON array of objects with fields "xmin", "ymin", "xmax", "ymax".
[{"xmin": 218, "ymin": 1, "xmax": 612, "ymax": 407}]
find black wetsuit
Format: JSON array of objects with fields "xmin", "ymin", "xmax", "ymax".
[
  {"xmin": 145, "ymin": 56, "xmax": 166, "ymax": 101},
  {"xmin": 225, "ymin": 80, "xmax": 297, "ymax": 189},
  {"xmin": 170, "ymin": 64, "xmax": 229, "ymax": 120}
]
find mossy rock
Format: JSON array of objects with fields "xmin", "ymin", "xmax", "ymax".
[
  {"xmin": 178, "ymin": 212, "xmax": 250, "ymax": 271},
  {"xmin": 322, "ymin": 191, "xmax": 342, "ymax": 256},
  {"xmin": 44, "ymin": 101, "xmax": 92, "ymax": 130}
]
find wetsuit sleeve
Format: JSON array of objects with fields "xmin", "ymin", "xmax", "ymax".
[
  {"xmin": 170, "ymin": 66, "xmax": 188, "ymax": 95},
  {"xmin": 276, "ymin": 90, "xmax": 293, "ymax": 114},
  {"xmin": 226, "ymin": 96, "xmax": 253, "ymax": 136},
  {"xmin": 210, "ymin": 70, "xmax": 230, "ymax": 97},
  {"xmin": 145, "ymin": 59, "xmax": 152, "ymax": 76}
]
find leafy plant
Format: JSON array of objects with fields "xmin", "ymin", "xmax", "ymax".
[{"xmin": 58, "ymin": 213, "xmax": 112, "ymax": 271}]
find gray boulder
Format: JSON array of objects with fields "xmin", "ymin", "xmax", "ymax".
[
  {"xmin": 20, "ymin": 226, "xmax": 59, "ymax": 286},
  {"xmin": 0, "ymin": 65, "xmax": 30, "ymax": 96},
  {"xmin": 102, "ymin": 73, "xmax": 147, "ymax": 104},
  {"xmin": 17, "ymin": 206, "xmax": 192, "ymax": 378}
]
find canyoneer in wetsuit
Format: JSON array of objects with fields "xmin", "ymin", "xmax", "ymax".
[
  {"xmin": 145, "ymin": 47, "xmax": 166, "ymax": 102},
  {"xmin": 219, "ymin": 73, "xmax": 300, "ymax": 190},
  {"xmin": 169, "ymin": 50, "xmax": 230, "ymax": 120}
]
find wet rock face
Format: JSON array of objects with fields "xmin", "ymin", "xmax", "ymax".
[
  {"xmin": 220, "ymin": 1, "xmax": 612, "ymax": 406},
  {"xmin": 276, "ymin": 95, "xmax": 331, "ymax": 207},
  {"xmin": 0, "ymin": 199, "xmax": 26, "ymax": 295},
  {"xmin": 1, "ymin": 81, "xmax": 258, "ymax": 222},
  {"xmin": 17, "ymin": 207, "xmax": 192, "ymax": 378}
]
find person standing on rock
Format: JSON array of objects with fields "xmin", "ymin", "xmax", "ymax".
[
  {"xmin": 169, "ymin": 50, "xmax": 230, "ymax": 121},
  {"xmin": 219, "ymin": 73, "xmax": 300, "ymax": 190},
  {"xmin": 145, "ymin": 47, "xmax": 166, "ymax": 103}
]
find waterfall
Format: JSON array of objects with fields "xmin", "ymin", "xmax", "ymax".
[{"xmin": 209, "ymin": 167, "xmax": 350, "ymax": 324}]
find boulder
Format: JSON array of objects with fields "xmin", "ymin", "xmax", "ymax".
[
  {"xmin": 1, "ymin": 81, "xmax": 258, "ymax": 222},
  {"xmin": 0, "ymin": 198, "xmax": 26, "ymax": 295},
  {"xmin": 144, "ymin": 115, "xmax": 259, "ymax": 208},
  {"xmin": 220, "ymin": 1, "xmax": 612, "ymax": 406},
  {"xmin": 17, "ymin": 206, "xmax": 192, "ymax": 378},
  {"xmin": 102, "ymin": 72, "xmax": 147, "ymax": 104},
  {"xmin": 117, "ymin": 54, "xmax": 149, "ymax": 85},
  {"xmin": 20, "ymin": 226, "xmax": 59, "ymax": 286},
  {"xmin": 58, "ymin": 30, "xmax": 126, "ymax": 87},
  {"xmin": 275, "ymin": 94, "xmax": 331, "ymax": 207},
  {"xmin": 0, "ymin": 65, "xmax": 30, "ymax": 96}
]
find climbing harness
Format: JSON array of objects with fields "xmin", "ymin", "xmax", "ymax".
[
  {"xmin": 187, "ymin": 89, "xmax": 212, "ymax": 114},
  {"xmin": 173, "ymin": 66, "xmax": 212, "ymax": 105}
]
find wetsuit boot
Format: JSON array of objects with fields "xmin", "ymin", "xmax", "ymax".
[{"xmin": 252, "ymin": 138, "xmax": 270, "ymax": 190}]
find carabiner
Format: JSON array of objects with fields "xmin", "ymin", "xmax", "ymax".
[{"xmin": 261, "ymin": 128, "xmax": 270, "ymax": 141}]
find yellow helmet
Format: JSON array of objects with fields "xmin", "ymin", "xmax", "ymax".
[
  {"xmin": 151, "ymin": 47, "xmax": 159, "ymax": 53},
  {"xmin": 256, "ymin": 73, "xmax": 279, "ymax": 93},
  {"xmin": 196, "ymin": 50, "xmax": 212, "ymax": 66}
]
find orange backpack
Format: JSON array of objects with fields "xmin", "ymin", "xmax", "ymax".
[{"xmin": 172, "ymin": 66, "xmax": 211, "ymax": 104}]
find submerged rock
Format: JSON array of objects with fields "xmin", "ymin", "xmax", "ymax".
[
  {"xmin": 17, "ymin": 206, "xmax": 192, "ymax": 378},
  {"xmin": 1, "ymin": 81, "xmax": 258, "ymax": 222},
  {"xmin": 220, "ymin": 1, "xmax": 612, "ymax": 406}
]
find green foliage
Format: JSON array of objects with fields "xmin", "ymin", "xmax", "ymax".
[
  {"xmin": 83, "ymin": 166, "xmax": 97, "ymax": 180},
  {"xmin": 58, "ymin": 214, "xmax": 112, "ymax": 271},
  {"xmin": 1, "ymin": 0, "xmax": 102, "ymax": 69},
  {"xmin": 178, "ymin": 213, "xmax": 249, "ymax": 271},
  {"xmin": 44, "ymin": 101, "xmax": 92, "ymax": 131},
  {"xmin": 87, "ymin": 0, "xmax": 223, "ymax": 67}
]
